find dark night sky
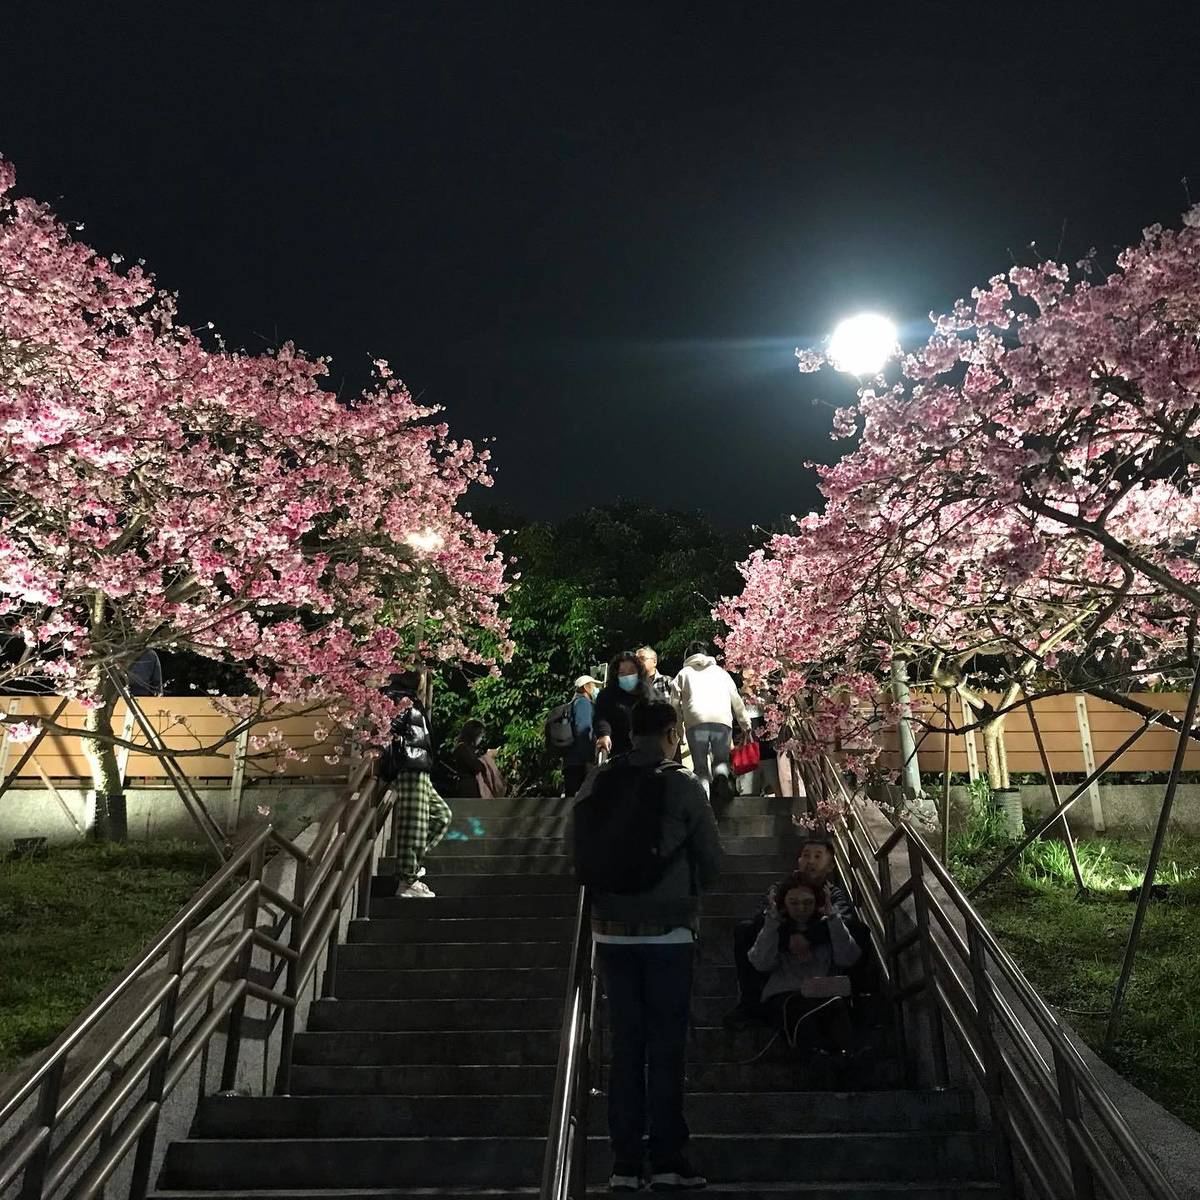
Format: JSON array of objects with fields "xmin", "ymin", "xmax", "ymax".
[{"xmin": 5, "ymin": 3, "xmax": 1200, "ymax": 530}]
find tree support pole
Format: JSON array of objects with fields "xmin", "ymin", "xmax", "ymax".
[
  {"xmin": 940, "ymin": 690, "xmax": 952, "ymax": 864},
  {"xmin": 1104, "ymin": 663, "xmax": 1200, "ymax": 1050},
  {"xmin": 1023, "ymin": 692, "xmax": 1086, "ymax": 894},
  {"xmin": 968, "ymin": 719, "xmax": 1154, "ymax": 897},
  {"xmin": 889, "ymin": 657, "xmax": 923, "ymax": 803}
]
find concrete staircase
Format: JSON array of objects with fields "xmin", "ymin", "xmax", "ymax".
[{"xmin": 152, "ymin": 793, "xmax": 999, "ymax": 1199}]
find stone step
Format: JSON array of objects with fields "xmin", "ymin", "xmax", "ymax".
[
  {"xmin": 292, "ymin": 1029, "xmax": 560, "ymax": 1067},
  {"xmin": 291, "ymin": 1027, "xmax": 897, "ymax": 1070},
  {"xmin": 153, "ymin": 1188, "xmax": 1001, "ymax": 1200},
  {"xmin": 346, "ymin": 914, "xmax": 750, "ymax": 944},
  {"xmin": 442, "ymin": 814, "xmax": 798, "ymax": 839},
  {"xmin": 163, "ymin": 1133, "xmax": 992, "ymax": 1190},
  {"xmin": 153, "ymin": 1186, "xmax": 1002, "ymax": 1200},
  {"xmin": 372, "ymin": 871, "xmax": 781, "ymax": 898},
  {"xmin": 338, "ymin": 941, "xmax": 570, "ymax": 971},
  {"xmin": 425, "ymin": 836, "xmax": 793, "ymax": 858},
  {"xmin": 442, "ymin": 796, "xmax": 797, "ymax": 820},
  {"xmin": 333, "ymin": 964, "xmax": 736, "ymax": 1000},
  {"xmin": 368, "ymin": 893, "xmax": 771, "ymax": 919},
  {"xmin": 193, "ymin": 1090, "xmax": 975, "ymax": 1140},
  {"xmin": 308, "ymin": 998, "xmax": 565, "ymax": 1032},
  {"xmin": 290, "ymin": 1064, "xmax": 556, "ymax": 1095}
]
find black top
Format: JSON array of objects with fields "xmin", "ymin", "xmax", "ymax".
[
  {"xmin": 592, "ymin": 680, "xmax": 652, "ymax": 756},
  {"xmin": 380, "ymin": 689, "xmax": 433, "ymax": 777}
]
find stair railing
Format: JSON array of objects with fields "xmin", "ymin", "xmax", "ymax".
[
  {"xmin": 541, "ymin": 884, "xmax": 599, "ymax": 1200},
  {"xmin": 808, "ymin": 752, "xmax": 1179, "ymax": 1200},
  {"xmin": 0, "ymin": 756, "xmax": 393, "ymax": 1200}
]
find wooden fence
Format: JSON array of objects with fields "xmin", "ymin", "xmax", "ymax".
[
  {"xmin": 0, "ymin": 695, "xmax": 346, "ymax": 785},
  {"xmin": 877, "ymin": 691, "xmax": 1200, "ymax": 778}
]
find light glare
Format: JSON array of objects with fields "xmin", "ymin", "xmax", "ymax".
[
  {"xmin": 828, "ymin": 313, "xmax": 898, "ymax": 376},
  {"xmin": 405, "ymin": 529, "xmax": 444, "ymax": 553}
]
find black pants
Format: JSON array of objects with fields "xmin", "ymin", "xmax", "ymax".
[
  {"xmin": 596, "ymin": 941, "xmax": 695, "ymax": 1165},
  {"xmin": 563, "ymin": 764, "xmax": 588, "ymax": 797}
]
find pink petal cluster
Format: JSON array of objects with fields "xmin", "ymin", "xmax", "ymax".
[
  {"xmin": 729, "ymin": 205, "xmax": 1200, "ymax": 764},
  {"xmin": 0, "ymin": 157, "xmax": 511, "ymax": 742}
]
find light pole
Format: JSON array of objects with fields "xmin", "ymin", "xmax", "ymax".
[{"xmin": 405, "ymin": 529, "xmax": 444, "ymax": 710}]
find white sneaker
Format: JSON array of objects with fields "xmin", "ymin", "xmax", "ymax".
[{"xmin": 399, "ymin": 879, "xmax": 436, "ymax": 898}]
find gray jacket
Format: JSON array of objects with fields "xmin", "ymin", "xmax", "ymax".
[{"xmin": 577, "ymin": 748, "xmax": 722, "ymax": 932}]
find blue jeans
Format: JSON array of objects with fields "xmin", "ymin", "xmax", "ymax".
[
  {"xmin": 596, "ymin": 941, "xmax": 695, "ymax": 1165},
  {"xmin": 686, "ymin": 723, "xmax": 732, "ymax": 798}
]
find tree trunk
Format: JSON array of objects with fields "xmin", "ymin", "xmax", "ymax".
[
  {"xmin": 980, "ymin": 718, "xmax": 1010, "ymax": 790},
  {"xmin": 81, "ymin": 655, "xmax": 127, "ymax": 842}
]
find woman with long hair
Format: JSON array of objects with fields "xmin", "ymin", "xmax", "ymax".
[{"xmin": 592, "ymin": 650, "xmax": 651, "ymax": 759}]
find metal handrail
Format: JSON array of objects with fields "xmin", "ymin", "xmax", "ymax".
[
  {"xmin": 540, "ymin": 884, "xmax": 599, "ymax": 1200},
  {"xmin": 0, "ymin": 755, "xmax": 393, "ymax": 1200},
  {"xmin": 813, "ymin": 754, "xmax": 1179, "ymax": 1200}
]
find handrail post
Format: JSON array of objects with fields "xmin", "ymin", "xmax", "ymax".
[
  {"xmin": 965, "ymin": 926, "xmax": 1018, "ymax": 1198},
  {"xmin": 1054, "ymin": 1046, "xmax": 1098, "ymax": 1200},
  {"xmin": 129, "ymin": 929, "xmax": 187, "ymax": 1200},
  {"xmin": 19, "ymin": 1058, "xmax": 65, "ymax": 1200},
  {"xmin": 221, "ymin": 843, "xmax": 266, "ymax": 1091},
  {"xmin": 875, "ymin": 828, "xmax": 911, "ymax": 1081},
  {"xmin": 275, "ymin": 859, "xmax": 309, "ymax": 1095},
  {"xmin": 904, "ymin": 835, "xmax": 949, "ymax": 1087},
  {"xmin": 322, "ymin": 807, "xmax": 350, "ymax": 999}
]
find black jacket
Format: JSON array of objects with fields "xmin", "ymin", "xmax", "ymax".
[
  {"xmin": 380, "ymin": 690, "xmax": 433, "ymax": 778},
  {"xmin": 592, "ymin": 681, "xmax": 652, "ymax": 756}
]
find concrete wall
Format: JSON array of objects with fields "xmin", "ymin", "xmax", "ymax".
[
  {"xmin": 1017, "ymin": 783, "xmax": 1200, "ymax": 837},
  {"xmin": 0, "ymin": 782, "xmax": 345, "ymax": 847}
]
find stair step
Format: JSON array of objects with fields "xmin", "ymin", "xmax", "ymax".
[
  {"xmin": 292, "ymin": 1029, "xmax": 560, "ymax": 1067},
  {"xmin": 338, "ymin": 941, "xmax": 571, "ymax": 971},
  {"xmin": 194, "ymin": 1090, "xmax": 974, "ymax": 1140},
  {"xmin": 153, "ymin": 1187, "xmax": 1001, "ymax": 1199},
  {"xmin": 333, "ymin": 964, "xmax": 736, "ymax": 1000},
  {"xmin": 372, "ymin": 871, "xmax": 781, "ymax": 898},
  {"xmin": 308, "ymin": 999, "xmax": 565, "ymax": 1032},
  {"xmin": 368, "ymin": 894, "xmax": 771, "ymax": 919},
  {"xmin": 425, "ymin": 836, "xmax": 792, "ymax": 858},
  {"xmin": 290, "ymin": 1064, "xmax": 555, "ymax": 1095},
  {"xmin": 335, "ymin": 967, "xmax": 569, "ymax": 1001},
  {"xmin": 346, "ymin": 915, "xmax": 747, "ymax": 944},
  {"xmin": 441, "ymin": 796, "xmax": 797, "ymax": 819},
  {"xmin": 441, "ymin": 814, "xmax": 797, "ymax": 839},
  {"xmin": 162, "ymin": 1134, "xmax": 993, "ymax": 1189}
]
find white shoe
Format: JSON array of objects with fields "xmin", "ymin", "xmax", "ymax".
[{"xmin": 399, "ymin": 879, "xmax": 436, "ymax": 898}]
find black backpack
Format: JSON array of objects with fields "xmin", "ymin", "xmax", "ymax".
[
  {"xmin": 572, "ymin": 757, "xmax": 685, "ymax": 894},
  {"xmin": 544, "ymin": 696, "xmax": 577, "ymax": 755}
]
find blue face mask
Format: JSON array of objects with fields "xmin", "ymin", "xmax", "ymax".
[{"xmin": 617, "ymin": 674, "xmax": 639, "ymax": 693}]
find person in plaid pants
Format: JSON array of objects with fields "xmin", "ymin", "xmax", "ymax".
[{"xmin": 380, "ymin": 674, "xmax": 452, "ymax": 898}]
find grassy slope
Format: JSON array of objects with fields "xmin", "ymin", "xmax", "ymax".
[
  {"xmin": 0, "ymin": 841, "xmax": 213, "ymax": 1073},
  {"xmin": 955, "ymin": 834, "xmax": 1200, "ymax": 1131}
]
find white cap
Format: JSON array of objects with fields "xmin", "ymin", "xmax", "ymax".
[{"xmin": 574, "ymin": 675, "xmax": 602, "ymax": 689}]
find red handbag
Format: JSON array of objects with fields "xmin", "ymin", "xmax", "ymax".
[{"xmin": 730, "ymin": 735, "xmax": 761, "ymax": 776}]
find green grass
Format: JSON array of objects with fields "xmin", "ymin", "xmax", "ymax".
[
  {"xmin": 952, "ymin": 823, "xmax": 1200, "ymax": 1131},
  {"xmin": 0, "ymin": 841, "xmax": 213, "ymax": 1073}
]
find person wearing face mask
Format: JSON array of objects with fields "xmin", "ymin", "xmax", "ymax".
[
  {"xmin": 747, "ymin": 878, "xmax": 861, "ymax": 1053},
  {"xmin": 593, "ymin": 651, "xmax": 652, "ymax": 759},
  {"xmin": 562, "ymin": 675, "xmax": 602, "ymax": 797}
]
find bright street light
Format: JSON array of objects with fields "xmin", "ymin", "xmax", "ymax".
[
  {"xmin": 405, "ymin": 529, "xmax": 444, "ymax": 554},
  {"xmin": 828, "ymin": 313, "xmax": 898, "ymax": 377}
]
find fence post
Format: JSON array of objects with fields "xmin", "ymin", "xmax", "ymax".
[
  {"xmin": 1053, "ymin": 1046, "xmax": 1098, "ymax": 1200},
  {"xmin": 275, "ymin": 858, "xmax": 309, "ymax": 1095},
  {"xmin": 1073, "ymin": 696, "xmax": 1107, "ymax": 833},
  {"xmin": 0, "ymin": 697, "xmax": 21, "ymax": 780},
  {"xmin": 904, "ymin": 837, "xmax": 949, "ymax": 1087},
  {"xmin": 128, "ymin": 930, "xmax": 187, "ymax": 1200},
  {"xmin": 19, "ymin": 1058, "xmax": 65, "ymax": 1200},
  {"xmin": 965, "ymin": 926, "xmax": 1018, "ymax": 1198},
  {"xmin": 221, "ymin": 843, "xmax": 265, "ymax": 1091}
]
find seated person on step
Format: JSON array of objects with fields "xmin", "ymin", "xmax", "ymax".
[
  {"xmin": 747, "ymin": 879, "xmax": 860, "ymax": 1053},
  {"xmin": 724, "ymin": 835, "xmax": 858, "ymax": 1027}
]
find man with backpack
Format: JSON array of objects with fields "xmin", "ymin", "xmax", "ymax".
[
  {"xmin": 547, "ymin": 674, "xmax": 601, "ymax": 796},
  {"xmin": 572, "ymin": 700, "xmax": 722, "ymax": 1192}
]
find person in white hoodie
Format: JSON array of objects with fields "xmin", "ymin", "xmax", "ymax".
[{"xmin": 672, "ymin": 641, "xmax": 751, "ymax": 801}]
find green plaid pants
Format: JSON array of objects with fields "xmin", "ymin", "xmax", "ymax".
[{"xmin": 389, "ymin": 772, "xmax": 452, "ymax": 884}]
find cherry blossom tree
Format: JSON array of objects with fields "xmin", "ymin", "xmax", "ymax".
[
  {"xmin": 720, "ymin": 204, "xmax": 1200, "ymax": 791},
  {"xmin": 0, "ymin": 157, "xmax": 511, "ymax": 838}
]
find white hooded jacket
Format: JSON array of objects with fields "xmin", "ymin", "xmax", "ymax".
[{"xmin": 672, "ymin": 654, "xmax": 750, "ymax": 730}]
